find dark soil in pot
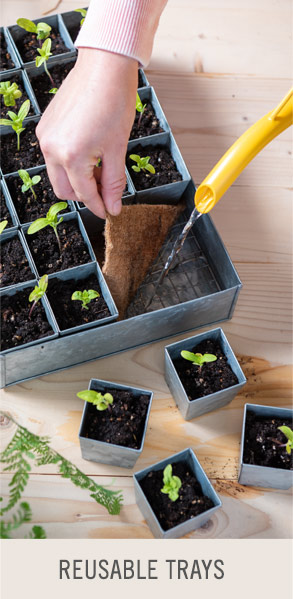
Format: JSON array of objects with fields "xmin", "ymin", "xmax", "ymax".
[
  {"xmin": 126, "ymin": 144, "xmax": 182, "ymax": 191},
  {"xmin": 46, "ymin": 273, "xmax": 110, "ymax": 330},
  {"xmin": 83, "ymin": 389, "xmax": 150, "ymax": 449},
  {"xmin": 67, "ymin": 23, "xmax": 80, "ymax": 43},
  {"xmin": 0, "ymin": 236, "xmax": 34, "ymax": 288},
  {"xmin": 138, "ymin": 70, "xmax": 145, "ymax": 88},
  {"xmin": 26, "ymin": 220, "xmax": 92, "ymax": 275},
  {"xmin": 6, "ymin": 169, "xmax": 70, "ymax": 223},
  {"xmin": 0, "ymin": 122, "xmax": 43, "ymax": 174},
  {"xmin": 30, "ymin": 59, "xmax": 76, "ymax": 112},
  {"xmin": 130, "ymin": 101, "xmax": 164, "ymax": 140},
  {"xmin": 0, "ymin": 190, "xmax": 12, "ymax": 226},
  {"xmin": 1, "ymin": 287, "xmax": 54, "ymax": 351},
  {"xmin": 172, "ymin": 339, "xmax": 239, "ymax": 401},
  {"xmin": 14, "ymin": 28, "xmax": 68, "ymax": 63},
  {"xmin": 243, "ymin": 411, "xmax": 293, "ymax": 470},
  {"xmin": 0, "ymin": 73, "xmax": 34, "ymax": 118},
  {"xmin": 139, "ymin": 461, "xmax": 215, "ymax": 531},
  {"xmin": 0, "ymin": 32, "xmax": 15, "ymax": 71}
]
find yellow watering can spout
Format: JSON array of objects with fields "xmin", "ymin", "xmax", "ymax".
[{"xmin": 194, "ymin": 88, "xmax": 293, "ymax": 213}]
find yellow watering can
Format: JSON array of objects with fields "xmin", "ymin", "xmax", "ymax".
[
  {"xmin": 195, "ymin": 87, "xmax": 293, "ymax": 213},
  {"xmin": 147, "ymin": 88, "xmax": 293, "ymax": 300}
]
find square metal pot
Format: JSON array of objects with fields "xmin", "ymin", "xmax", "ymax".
[
  {"xmin": 22, "ymin": 211, "xmax": 96, "ymax": 277},
  {"xmin": 0, "ymin": 278, "xmax": 59, "ymax": 354},
  {"xmin": 133, "ymin": 448, "xmax": 222, "ymax": 539},
  {"xmin": 0, "ymin": 228, "xmax": 37, "ymax": 290},
  {"xmin": 4, "ymin": 165, "xmax": 76, "ymax": 226},
  {"xmin": 79, "ymin": 378, "xmax": 153, "ymax": 468},
  {"xmin": 130, "ymin": 86, "xmax": 170, "ymax": 141},
  {"xmin": 238, "ymin": 403, "xmax": 293, "ymax": 490},
  {"xmin": 47, "ymin": 262, "xmax": 118, "ymax": 335},
  {"xmin": 0, "ymin": 68, "xmax": 40, "ymax": 116},
  {"xmin": 127, "ymin": 132, "xmax": 191, "ymax": 204},
  {"xmin": 165, "ymin": 327, "xmax": 247, "ymax": 420},
  {"xmin": 8, "ymin": 15, "xmax": 76, "ymax": 68},
  {"xmin": 0, "ymin": 27, "xmax": 21, "ymax": 75}
]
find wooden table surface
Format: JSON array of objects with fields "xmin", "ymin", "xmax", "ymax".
[{"xmin": 1, "ymin": 0, "xmax": 292, "ymax": 539}]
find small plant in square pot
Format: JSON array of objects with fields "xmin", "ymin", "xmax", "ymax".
[
  {"xmin": 0, "ymin": 276, "xmax": 58, "ymax": 353},
  {"xmin": 0, "ymin": 112, "xmax": 43, "ymax": 174},
  {"xmin": 133, "ymin": 448, "xmax": 222, "ymax": 539},
  {"xmin": 46, "ymin": 262, "xmax": 118, "ymax": 335},
  {"xmin": 5, "ymin": 166, "xmax": 73, "ymax": 225},
  {"xmin": 126, "ymin": 132, "xmax": 190, "ymax": 204},
  {"xmin": 0, "ymin": 70, "xmax": 38, "ymax": 118},
  {"xmin": 25, "ymin": 211, "xmax": 95, "ymax": 276},
  {"xmin": 27, "ymin": 56, "xmax": 76, "ymax": 113},
  {"xmin": 238, "ymin": 403, "xmax": 293, "ymax": 490},
  {"xmin": 0, "ymin": 228, "xmax": 36, "ymax": 289},
  {"xmin": 165, "ymin": 327, "xmax": 246, "ymax": 420},
  {"xmin": 78, "ymin": 379, "xmax": 153, "ymax": 468},
  {"xmin": 61, "ymin": 9, "xmax": 87, "ymax": 43},
  {"xmin": 130, "ymin": 88, "xmax": 168, "ymax": 140}
]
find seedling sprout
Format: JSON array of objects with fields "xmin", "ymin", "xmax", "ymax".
[
  {"xmin": 77, "ymin": 390, "xmax": 114, "ymax": 411},
  {"xmin": 181, "ymin": 350, "xmax": 217, "ymax": 370},
  {"xmin": 277, "ymin": 426, "xmax": 293, "ymax": 455},
  {"xmin": 18, "ymin": 169, "xmax": 41, "ymax": 200},
  {"xmin": 0, "ymin": 81, "xmax": 22, "ymax": 107},
  {"xmin": 71, "ymin": 289, "xmax": 100, "ymax": 310},
  {"xmin": 27, "ymin": 201, "xmax": 67, "ymax": 253},
  {"xmin": 129, "ymin": 154, "xmax": 155, "ymax": 174},
  {"xmin": 0, "ymin": 99, "xmax": 30, "ymax": 151},
  {"xmin": 35, "ymin": 39, "xmax": 54, "ymax": 85},
  {"xmin": 161, "ymin": 464, "xmax": 181, "ymax": 502},
  {"xmin": 75, "ymin": 8, "xmax": 87, "ymax": 26},
  {"xmin": 16, "ymin": 18, "xmax": 51, "ymax": 41},
  {"xmin": 0, "ymin": 220, "xmax": 8, "ymax": 234},
  {"xmin": 136, "ymin": 92, "xmax": 146, "ymax": 126},
  {"xmin": 28, "ymin": 274, "xmax": 48, "ymax": 318},
  {"xmin": 49, "ymin": 88, "xmax": 58, "ymax": 95}
]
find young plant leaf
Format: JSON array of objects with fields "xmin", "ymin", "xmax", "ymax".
[
  {"xmin": 71, "ymin": 289, "xmax": 100, "ymax": 310},
  {"xmin": 75, "ymin": 8, "xmax": 87, "ymax": 26},
  {"xmin": 49, "ymin": 88, "xmax": 58, "ymax": 94},
  {"xmin": 278, "ymin": 426, "xmax": 293, "ymax": 455},
  {"xmin": 0, "ymin": 220, "xmax": 8, "ymax": 234},
  {"xmin": 0, "ymin": 99, "xmax": 30, "ymax": 150},
  {"xmin": 35, "ymin": 39, "xmax": 54, "ymax": 85},
  {"xmin": 181, "ymin": 350, "xmax": 217, "ymax": 366},
  {"xmin": 129, "ymin": 154, "xmax": 155, "ymax": 174},
  {"xmin": 161, "ymin": 464, "xmax": 182, "ymax": 502},
  {"xmin": 27, "ymin": 201, "xmax": 67, "ymax": 253},
  {"xmin": 28, "ymin": 274, "xmax": 48, "ymax": 318},
  {"xmin": 0, "ymin": 81, "xmax": 22, "ymax": 107},
  {"xmin": 18, "ymin": 169, "xmax": 41, "ymax": 199},
  {"xmin": 17, "ymin": 18, "xmax": 51, "ymax": 40},
  {"xmin": 77, "ymin": 390, "xmax": 114, "ymax": 411}
]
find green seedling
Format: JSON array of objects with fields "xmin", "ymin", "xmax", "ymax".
[
  {"xmin": 28, "ymin": 274, "xmax": 48, "ymax": 318},
  {"xmin": 0, "ymin": 220, "xmax": 8, "ymax": 234},
  {"xmin": 18, "ymin": 169, "xmax": 41, "ymax": 200},
  {"xmin": 136, "ymin": 92, "xmax": 146, "ymax": 126},
  {"xmin": 129, "ymin": 154, "xmax": 155, "ymax": 174},
  {"xmin": 0, "ymin": 99, "xmax": 30, "ymax": 151},
  {"xmin": 277, "ymin": 426, "xmax": 293, "ymax": 455},
  {"xmin": 161, "ymin": 464, "xmax": 182, "ymax": 502},
  {"xmin": 181, "ymin": 350, "xmax": 217, "ymax": 370},
  {"xmin": 77, "ymin": 390, "xmax": 114, "ymax": 411},
  {"xmin": 49, "ymin": 88, "xmax": 58, "ymax": 94},
  {"xmin": 0, "ymin": 81, "xmax": 22, "ymax": 107},
  {"xmin": 35, "ymin": 39, "xmax": 54, "ymax": 85},
  {"xmin": 75, "ymin": 8, "xmax": 87, "ymax": 26},
  {"xmin": 16, "ymin": 18, "xmax": 51, "ymax": 41},
  {"xmin": 27, "ymin": 201, "xmax": 67, "ymax": 253},
  {"xmin": 71, "ymin": 289, "xmax": 100, "ymax": 310}
]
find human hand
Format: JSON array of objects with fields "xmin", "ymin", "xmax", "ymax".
[{"xmin": 36, "ymin": 48, "xmax": 138, "ymax": 219}]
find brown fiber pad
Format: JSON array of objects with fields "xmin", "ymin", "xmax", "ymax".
[{"xmin": 103, "ymin": 203, "xmax": 184, "ymax": 318}]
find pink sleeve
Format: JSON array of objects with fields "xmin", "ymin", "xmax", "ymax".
[{"xmin": 75, "ymin": 0, "xmax": 168, "ymax": 67}]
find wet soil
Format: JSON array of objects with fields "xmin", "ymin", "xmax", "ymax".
[
  {"xmin": 0, "ymin": 122, "xmax": 43, "ymax": 174},
  {"xmin": 0, "ymin": 190, "xmax": 13, "ymax": 226},
  {"xmin": 0, "ymin": 73, "xmax": 34, "ymax": 118},
  {"xmin": 0, "ymin": 32, "xmax": 15, "ymax": 71},
  {"xmin": 130, "ymin": 100, "xmax": 164, "ymax": 140},
  {"xmin": 0, "ymin": 235, "xmax": 35, "ymax": 288},
  {"xmin": 243, "ymin": 411, "xmax": 293, "ymax": 470},
  {"xmin": 126, "ymin": 144, "xmax": 182, "ymax": 191}
]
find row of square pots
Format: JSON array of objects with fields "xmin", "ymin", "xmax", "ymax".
[{"xmin": 77, "ymin": 327, "xmax": 292, "ymax": 538}]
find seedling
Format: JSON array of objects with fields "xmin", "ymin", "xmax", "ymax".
[
  {"xmin": 277, "ymin": 426, "xmax": 293, "ymax": 455},
  {"xmin": 0, "ymin": 81, "xmax": 22, "ymax": 107},
  {"xmin": 28, "ymin": 274, "xmax": 48, "ymax": 318},
  {"xmin": 77, "ymin": 390, "xmax": 114, "ymax": 411},
  {"xmin": 71, "ymin": 289, "xmax": 100, "ymax": 310},
  {"xmin": 136, "ymin": 92, "xmax": 146, "ymax": 126},
  {"xmin": 161, "ymin": 464, "xmax": 182, "ymax": 502},
  {"xmin": 0, "ymin": 220, "xmax": 8, "ymax": 234},
  {"xmin": 129, "ymin": 154, "xmax": 155, "ymax": 174},
  {"xmin": 75, "ymin": 8, "xmax": 87, "ymax": 26},
  {"xmin": 35, "ymin": 39, "xmax": 54, "ymax": 85},
  {"xmin": 27, "ymin": 202, "xmax": 67, "ymax": 253},
  {"xmin": 0, "ymin": 99, "xmax": 30, "ymax": 151},
  {"xmin": 49, "ymin": 88, "xmax": 58, "ymax": 95},
  {"xmin": 181, "ymin": 350, "xmax": 217, "ymax": 370},
  {"xmin": 16, "ymin": 18, "xmax": 51, "ymax": 41},
  {"xmin": 18, "ymin": 169, "xmax": 41, "ymax": 200}
]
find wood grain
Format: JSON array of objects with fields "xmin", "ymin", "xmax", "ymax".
[{"xmin": 0, "ymin": 0, "xmax": 292, "ymax": 539}]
